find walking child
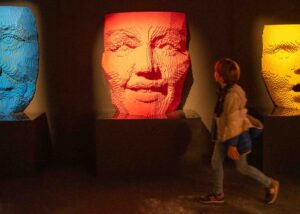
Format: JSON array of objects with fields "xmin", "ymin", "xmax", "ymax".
[{"xmin": 199, "ymin": 58, "xmax": 279, "ymax": 204}]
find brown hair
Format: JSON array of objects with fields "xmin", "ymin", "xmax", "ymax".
[{"xmin": 214, "ymin": 58, "xmax": 240, "ymax": 84}]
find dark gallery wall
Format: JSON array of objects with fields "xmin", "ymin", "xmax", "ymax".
[{"xmin": 1, "ymin": 0, "xmax": 299, "ymax": 164}]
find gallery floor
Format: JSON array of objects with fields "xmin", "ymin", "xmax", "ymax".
[{"xmin": 0, "ymin": 162, "xmax": 299, "ymax": 214}]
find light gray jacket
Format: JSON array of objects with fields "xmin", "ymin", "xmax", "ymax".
[{"xmin": 216, "ymin": 84, "xmax": 263, "ymax": 143}]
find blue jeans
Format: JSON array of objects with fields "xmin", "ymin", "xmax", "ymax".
[{"xmin": 211, "ymin": 141, "xmax": 272, "ymax": 194}]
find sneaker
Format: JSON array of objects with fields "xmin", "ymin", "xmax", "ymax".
[
  {"xmin": 197, "ymin": 192, "xmax": 225, "ymax": 204},
  {"xmin": 265, "ymin": 179, "xmax": 279, "ymax": 204}
]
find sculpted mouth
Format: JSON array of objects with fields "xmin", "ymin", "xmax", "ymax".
[
  {"xmin": 126, "ymin": 83, "xmax": 168, "ymax": 103},
  {"xmin": 126, "ymin": 83, "xmax": 168, "ymax": 95},
  {"xmin": 0, "ymin": 74, "xmax": 17, "ymax": 92},
  {"xmin": 0, "ymin": 87, "xmax": 13, "ymax": 92},
  {"xmin": 292, "ymin": 84, "xmax": 300, "ymax": 92}
]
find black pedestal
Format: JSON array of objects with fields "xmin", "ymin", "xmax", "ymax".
[
  {"xmin": 0, "ymin": 113, "xmax": 51, "ymax": 177},
  {"xmin": 96, "ymin": 110, "xmax": 209, "ymax": 179},
  {"xmin": 252, "ymin": 108, "xmax": 300, "ymax": 174}
]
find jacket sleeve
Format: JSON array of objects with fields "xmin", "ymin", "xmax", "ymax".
[
  {"xmin": 224, "ymin": 136, "xmax": 239, "ymax": 147},
  {"xmin": 223, "ymin": 92, "xmax": 241, "ymax": 124},
  {"xmin": 221, "ymin": 92, "xmax": 245, "ymax": 143}
]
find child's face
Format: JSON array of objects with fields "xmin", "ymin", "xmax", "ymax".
[{"xmin": 214, "ymin": 71, "xmax": 224, "ymax": 86}]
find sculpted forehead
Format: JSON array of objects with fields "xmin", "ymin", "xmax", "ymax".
[
  {"xmin": 263, "ymin": 25, "xmax": 300, "ymax": 45},
  {"xmin": 104, "ymin": 12, "xmax": 186, "ymax": 33}
]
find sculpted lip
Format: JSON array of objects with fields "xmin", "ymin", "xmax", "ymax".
[
  {"xmin": 0, "ymin": 81, "xmax": 14, "ymax": 91},
  {"xmin": 126, "ymin": 83, "xmax": 168, "ymax": 103},
  {"xmin": 126, "ymin": 82, "xmax": 168, "ymax": 94},
  {"xmin": 292, "ymin": 84, "xmax": 300, "ymax": 92},
  {"xmin": 0, "ymin": 77, "xmax": 15, "ymax": 91},
  {"xmin": 0, "ymin": 86, "xmax": 13, "ymax": 90},
  {"xmin": 2, "ymin": 87, "xmax": 13, "ymax": 91}
]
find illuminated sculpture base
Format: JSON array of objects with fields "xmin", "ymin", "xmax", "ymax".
[
  {"xmin": 96, "ymin": 110, "xmax": 209, "ymax": 179},
  {"xmin": 251, "ymin": 108, "xmax": 300, "ymax": 174},
  {"xmin": 0, "ymin": 113, "xmax": 51, "ymax": 177}
]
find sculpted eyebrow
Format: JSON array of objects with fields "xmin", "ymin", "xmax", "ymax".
[
  {"xmin": 104, "ymin": 29, "xmax": 141, "ymax": 50},
  {"xmin": 151, "ymin": 27, "xmax": 186, "ymax": 43},
  {"xmin": 263, "ymin": 41, "xmax": 300, "ymax": 54},
  {"xmin": 150, "ymin": 27, "xmax": 186, "ymax": 52},
  {"xmin": 105, "ymin": 29, "xmax": 140, "ymax": 41},
  {"xmin": 0, "ymin": 26, "xmax": 37, "ymax": 41}
]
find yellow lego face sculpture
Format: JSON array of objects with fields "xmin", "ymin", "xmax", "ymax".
[{"xmin": 262, "ymin": 25, "xmax": 300, "ymax": 109}]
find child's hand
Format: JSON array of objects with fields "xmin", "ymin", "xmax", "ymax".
[{"xmin": 227, "ymin": 145, "xmax": 240, "ymax": 160}]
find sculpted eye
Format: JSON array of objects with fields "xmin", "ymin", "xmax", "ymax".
[
  {"xmin": 158, "ymin": 42, "xmax": 177, "ymax": 50},
  {"xmin": 109, "ymin": 43, "xmax": 121, "ymax": 52},
  {"xmin": 0, "ymin": 34, "xmax": 25, "ymax": 50},
  {"xmin": 109, "ymin": 41, "xmax": 138, "ymax": 52},
  {"xmin": 1, "ymin": 34, "xmax": 25, "ymax": 43},
  {"xmin": 125, "ymin": 42, "xmax": 137, "ymax": 49},
  {"xmin": 154, "ymin": 39, "xmax": 182, "ymax": 56},
  {"xmin": 1, "ymin": 36, "xmax": 14, "ymax": 44}
]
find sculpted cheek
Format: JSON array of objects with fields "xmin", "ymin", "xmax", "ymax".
[
  {"xmin": 155, "ymin": 54, "xmax": 189, "ymax": 84},
  {"xmin": 103, "ymin": 52, "xmax": 135, "ymax": 88}
]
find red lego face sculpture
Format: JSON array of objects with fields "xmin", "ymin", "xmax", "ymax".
[{"xmin": 101, "ymin": 12, "xmax": 190, "ymax": 117}]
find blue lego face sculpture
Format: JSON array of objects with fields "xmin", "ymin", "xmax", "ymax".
[{"xmin": 0, "ymin": 6, "xmax": 38, "ymax": 115}]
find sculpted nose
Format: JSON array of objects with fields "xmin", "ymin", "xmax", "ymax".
[
  {"xmin": 134, "ymin": 45, "xmax": 161, "ymax": 79},
  {"xmin": 135, "ymin": 45, "xmax": 153, "ymax": 74}
]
